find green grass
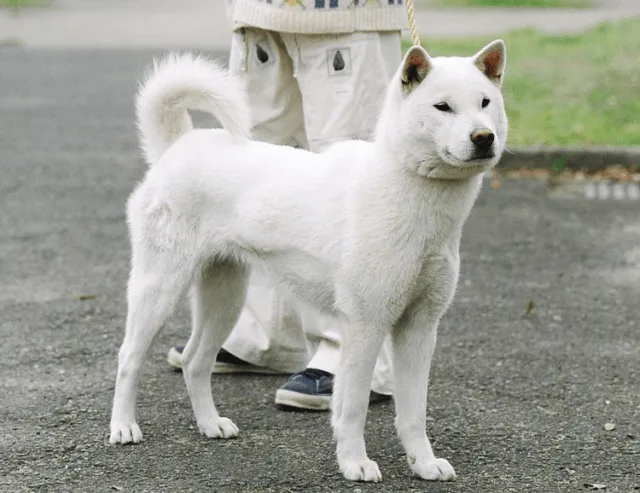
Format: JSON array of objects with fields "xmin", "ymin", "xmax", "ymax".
[
  {"xmin": 0, "ymin": 38, "xmax": 22, "ymax": 46},
  {"xmin": 429, "ymin": 0, "xmax": 592, "ymax": 8},
  {"xmin": 402, "ymin": 19, "xmax": 640, "ymax": 146},
  {"xmin": 0, "ymin": 0, "xmax": 48, "ymax": 8}
]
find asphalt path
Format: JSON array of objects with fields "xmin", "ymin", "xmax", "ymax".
[{"xmin": 1, "ymin": 49, "xmax": 638, "ymax": 493}]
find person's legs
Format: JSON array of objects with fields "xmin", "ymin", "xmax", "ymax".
[
  {"xmin": 228, "ymin": 28, "xmax": 309, "ymax": 148},
  {"xmin": 274, "ymin": 30, "xmax": 403, "ymax": 404},
  {"xmin": 283, "ymin": 31, "xmax": 402, "ymax": 151}
]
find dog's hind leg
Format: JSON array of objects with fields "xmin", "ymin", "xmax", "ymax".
[
  {"xmin": 332, "ymin": 318, "xmax": 386, "ymax": 482},
  {"xmin": 109, "ymin": 253, "xmax": 194, "ymax": 445},
  {"xmin": 391, "ymin": 301, "xmax": 456, "ymax": 481},
  {"xmin": 180, "ymin": 261, "xmax": 248, "ymax": 439}
]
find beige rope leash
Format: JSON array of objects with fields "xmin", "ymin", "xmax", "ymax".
[{"xmin": 405, "ymin": 0, "xmax": 422, "ymax": 47}]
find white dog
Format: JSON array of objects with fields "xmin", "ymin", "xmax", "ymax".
[{"xmin": 109, "ymin": 40, "xmax": 508, "ymax": 483}]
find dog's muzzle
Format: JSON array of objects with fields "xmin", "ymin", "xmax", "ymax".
[{"xmin": 470, "ymin": 128, "xmax": 495, "ymax": 160}]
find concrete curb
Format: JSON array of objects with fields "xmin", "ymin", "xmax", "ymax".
[{"xmin": 498, "ymin": 146, "xmax": 640, "ymax": 170}]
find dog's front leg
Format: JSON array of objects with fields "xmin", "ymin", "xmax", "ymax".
[
  {"xmin": 392, "ymin": 303, "xmax": 456, "ymax": 481},
  {"xmin": 332, "ymin": 321, "xmax": 386, "ymax": 483}
]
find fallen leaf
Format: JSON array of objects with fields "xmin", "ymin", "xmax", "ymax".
[
  {"xmin": 604, "ymin": 423, "xmax": 616, "ymax": 431},
  {"xmin": 552, "ymin": 157, "xmax": 568, "ymax": 173},
  {"xmin": 491, "ymin": 179, "xmax": 501, "ymax": 189},
  {"xmin": 525, "ymin": 300, "xmax": 535, "ymax": 314},
  {"xmin": 77, "ymin": 294, "xmax": 98, "ymax": 301}
]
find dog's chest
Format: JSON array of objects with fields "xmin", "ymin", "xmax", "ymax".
[{"xmin": 386, "ymin": 187, "xmax": 470, "ymax": 316}]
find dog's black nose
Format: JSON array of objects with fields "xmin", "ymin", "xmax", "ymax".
[{"xmin": 470, "ymin": 128, "xmax": 495, "ymax": 149}]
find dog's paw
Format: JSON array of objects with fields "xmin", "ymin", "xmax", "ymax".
[
  {"xmin": 198, "ymin": 417, "xmax": 239, "ymax": 439},
  {"xmin": 410, "ymin": 457, "xmax": 456, "ymax": 481},
  {"xmin": 340, "ymin": 459, "xmax": 382, "ymax": 482},
  {"xmin": 109, "ymin": 422, "xmax": 143, "ymax": 445}
]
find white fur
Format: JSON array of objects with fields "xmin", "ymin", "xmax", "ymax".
[{"xmin": 109, "ymin": 41, "xmax": 508, "ymax": 483}]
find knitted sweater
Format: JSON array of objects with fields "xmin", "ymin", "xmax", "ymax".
[{"xmin": 227, "ymin": 0, "xmax": 409, "ymax": 34}]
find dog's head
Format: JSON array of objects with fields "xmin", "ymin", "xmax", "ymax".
[{"xmin": 380, "ymin": 40, "xmax": 508, "ymax": 180}]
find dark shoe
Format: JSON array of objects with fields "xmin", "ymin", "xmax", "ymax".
[
  {"xmin": 274, "ymin": 368, "xmax": 393, "ymax": 411},
  {"xmin": 167, "ymin": 346, "xmax": 287, "ymax": 375},
  {"xmin": 369, "ymin": 390, "xmax": 392, "ymax": 404},
  {"xmin": 275, "ymin": 368, "xmax": 333, "ymax": 411}
]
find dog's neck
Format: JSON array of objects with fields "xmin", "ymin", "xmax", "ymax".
[
  {"xmin": 412, "ymin": 168, "xmax": 484, "ymax": 232},
  {"xmin": 363, "ymin": 142, "xmax": 484, "ymax": 240}
]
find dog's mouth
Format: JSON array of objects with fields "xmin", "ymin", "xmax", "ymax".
[{"xmin": 467, "ymin": 152, "xmax": 495, "ymax": 162}]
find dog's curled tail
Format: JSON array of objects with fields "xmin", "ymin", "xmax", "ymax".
[{"xmin": 135, "ymin": 52, "xmax": 251, "ymax": 166}]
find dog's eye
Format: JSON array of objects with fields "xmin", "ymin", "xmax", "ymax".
[
  {"xmin": 434, "ymin": 102, "xmax": 452, "ymax": 112},
  {"xmin": 481, "ymin": 98, "xmax": 490, "ymax": 108}
]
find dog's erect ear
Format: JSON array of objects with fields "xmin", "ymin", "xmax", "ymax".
[
  {"xmin": 401, "ymin": 45, "xmax": 432, "ymax": 93},
  {"xmin": 472, "ymin": 39, "xmax": 506, "ymax": 87}
]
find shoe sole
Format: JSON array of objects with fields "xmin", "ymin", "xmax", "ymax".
[
  {"xmin": 167, "ymin": 347, "xmax": 288, "ymax": 375},
  {"xmin": 274, "ymin": 388, "xmax": 331, "ymax": 411}
]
